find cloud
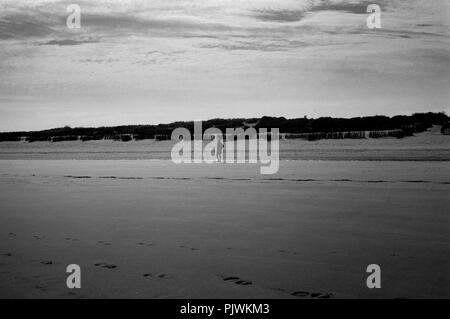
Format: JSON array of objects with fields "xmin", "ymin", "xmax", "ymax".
[
  {"xmin": 199, "ymin": 39, "xmax": 308, "ymax": 51},
  {"xmin": 251, "ymin": 9, "xmax": 305, "ymax": 23},
  {"xmin": 133, "ymin": 50, "xmax": 186, "ymax": 65},
  {"xmin": 249, "ymin": 1, "xmax": 385, "ymax": 23},
  {"xmin": 309, "ymin": 1, "xmax": 382, "ymax": 14},
  {"xmin": 79, "ymin": 13, "xmax": 233, "ymax": 36},
  {"xmin": 0, "ymin": 13, "xmax": 55, "ymax": 39},
  {"xmin": 42, "ymin": 39, "xmax": 99, "ymax": 46},
  {"xmin": 1, "ymin": 0, "xmax": 445, "ymax": 44}
]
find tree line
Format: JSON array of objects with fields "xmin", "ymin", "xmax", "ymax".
[{"xmin": 0, "ymin": 112, "xmax": 447, "ymax": 142}]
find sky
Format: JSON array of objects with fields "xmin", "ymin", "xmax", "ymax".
[{"xmin": 0, "ymin": 0, "xmax": 449, "ymax": 131}]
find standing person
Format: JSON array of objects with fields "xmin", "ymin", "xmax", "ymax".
[{"xmin": 216, "ymin": 136, "xmax": 224, "ymax": 162}]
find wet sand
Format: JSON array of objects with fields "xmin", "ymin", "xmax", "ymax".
[{"xmin": 0, "ymin": 158, "xmax": 449, "ymax": 299}]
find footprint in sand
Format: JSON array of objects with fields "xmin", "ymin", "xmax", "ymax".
[
  {"xmin": 65, "ymin": 237, "xmax": 79, "ymax": 242},
  {"xmin": 222, "ymin": 276, "xmax": 252, "ymax": 286},
  {"xmin": 291, "ymin": 291, "xmax": 333, "ymax": 299},
  {"xmin": 2, "ymin": 252, "xmax": 13, "ymax": 257},
  {"xmin": 291, "ymin": 291, "xmax": 309, "ymax": 297},
  {"xmin": 103, "ymin": 264, "xmax": 117, "ymax": 269},
  {"xmin": 277, "ymin": 249, "xmax": 302, "ymax": 256},
  {"xmin": 35, "ymin": 285, "xmax": 48, "ymax": 292},
  {"xmin": 8, "ymin": 232, "xmax": 17, "ymax": 237},
  {"xmin": 179, "ymin": 245, "xmax": 199, "ymax": 251},
  {"xmin": 64, "ymin": 175, "xmax": 92, "ymax": 179},
  {"xmin": 310, "ymin": 292, "xmax": 333, "ymax": 299},
  {"xmin": 94, "ymin": 262, "xmax": 118, "ymax": 269},
  {"xmin": 137, "ymin": 242, "xmax": 154, "ymax": 247},
  {"xmin": 143, "ymin": 273, "xmax": 171, "ymax": 279}
]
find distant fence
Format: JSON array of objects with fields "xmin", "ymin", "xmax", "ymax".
[
  {"xmin": 284, "ymin": 129, "xmax": 409, "ymax": 141},
  {"xmin": 285, "ymin": 131, "xmax": 366, "ymax": 141},
  {"xmin": 7, "ymin": 129, "xmax": 412, "ymax": 143},
  {"xmin": 368, "ymin": 130, "xmax": 405, "ymax": 139}
]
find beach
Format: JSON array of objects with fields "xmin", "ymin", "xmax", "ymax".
[
  {"xmin": 0, "ymin": 133, "xmax": 449, "ymax": 299},
  {"xmin": 1, "ymin": 0, "xmax": 449, "ymax": 303}
]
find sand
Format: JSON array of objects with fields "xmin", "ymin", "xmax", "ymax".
[
  {"xmin": 0, "ymin": 130, "xmax": 449, "ymax": 161},
  {"xmin": 0, "ymin": 134, "xmax": 449, "ymax": 299}
]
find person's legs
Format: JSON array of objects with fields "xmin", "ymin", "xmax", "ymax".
[
  {"xmin": 218, "ymin": 144, "xmax": 223, "ymax": 162},
  {"xmin": 217, "ymin": 149, "xmax": 221, "ymax": 162},
  {"xmin": 216, "ymin": 141, "xmax": 223, "ymax": 162}
]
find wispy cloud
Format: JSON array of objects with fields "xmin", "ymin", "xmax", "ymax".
[
  {"xmin": 199, "ymin": 39, "xmax": 308, "ymax": 51},
  {"xmin": 43, "ymin": 38, "xmax": 99, "ymax": 46},
  {"xmin": 0, "ymin": 13, "xmax": 55, "ymax": 39},
  {"xmin": 251, "ymin": 9, "xmax": 305, "ymax": 23},
  {"xmin": 309, "ymin": 0, "xmax": 382, "ymax": 14}
]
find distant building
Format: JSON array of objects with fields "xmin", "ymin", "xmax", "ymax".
[{"xmin": 442, "ymin": 123, "xmax": 450, "ymax": 135}]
